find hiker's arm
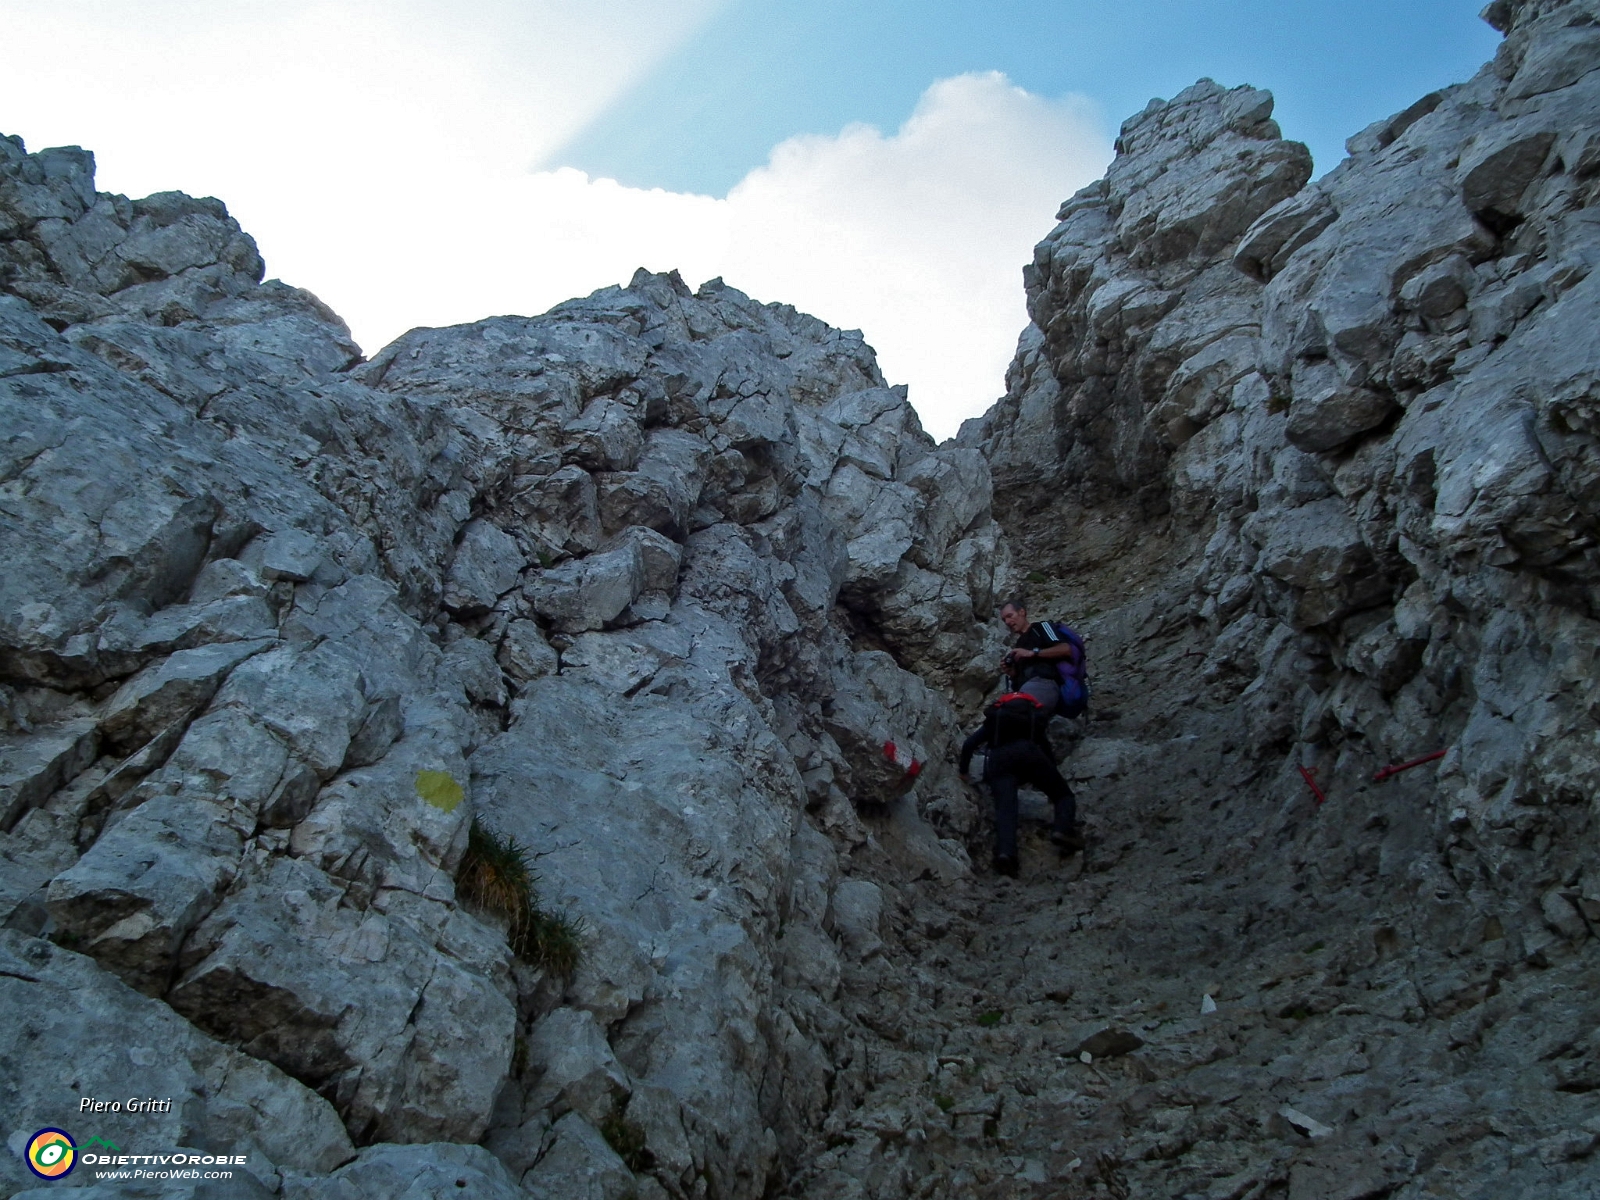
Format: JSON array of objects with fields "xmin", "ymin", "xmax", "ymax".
[
  {"xmin": 1014, "ymin": 642, "xmax": 1076, "ymax": 662},
  {"xmin": 957, "ymin": 726, "xmax": 986, "ymax": 776}
]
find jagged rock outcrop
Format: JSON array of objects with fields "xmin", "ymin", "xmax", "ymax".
[
  {"xmin": 928, "ymin": 1, "xmax": 1600, "ymax": 1195},
  {"xmin": 0, "ymin": 122, "xmax": 1008, "ymax": 1197}
]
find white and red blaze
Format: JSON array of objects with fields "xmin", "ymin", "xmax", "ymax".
[{"xmin": 882, "ymin": 740, "xmax": 923, "ymax": 782}]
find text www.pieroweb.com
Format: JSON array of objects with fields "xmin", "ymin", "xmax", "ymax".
[{"xmin": 83, "ymin": 1152, "xmax": 244, "ymax": 1182}]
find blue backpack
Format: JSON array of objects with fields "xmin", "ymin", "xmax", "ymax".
[{"xmin": 1036, "ymin": 621, "xmax": 1089, "ymax": 718}]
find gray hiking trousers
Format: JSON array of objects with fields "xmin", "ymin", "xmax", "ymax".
[{"xmin": 1019, "ymin": 677, "xmax": 1059, "ymax": 712}]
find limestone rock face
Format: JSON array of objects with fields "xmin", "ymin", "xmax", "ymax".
[
  {"xmin": 281, "ymin": 1143, "xmax": 525, "ymax": 1200},
  {"xmin": 1, "ymin": 130, "xmax": 1002, "ymax": 1199},
  {"xmin": 0, "ymin": 930, "xmax": 354, "ymax": 1197}
]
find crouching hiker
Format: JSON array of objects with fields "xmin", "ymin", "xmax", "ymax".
[{"xmin": 957, "ymin": 690, "xmax": 1083, "ymax": 878}]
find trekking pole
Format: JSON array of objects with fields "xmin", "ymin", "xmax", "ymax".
[
  {"xmin": 1296, "ymin": 765, "xmax": 1327, "ymax": 806},
  {"xmin": 1373, "ymin": 749, "xmax": 1446, "ymax": 783}
]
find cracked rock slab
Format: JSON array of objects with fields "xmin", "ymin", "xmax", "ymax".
[
  {"xmin": 0, "ymin": 929, "xmax": 353, "ymax": 1198},
  {"xmin": 168, "ymin": 854, "xmax": 515, "ymax": 1144}
]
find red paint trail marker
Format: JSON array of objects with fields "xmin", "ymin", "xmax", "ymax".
[
  {"xmin": 1297, "ymin": 765, "xmax": 1327, "ymax": 806},
  {"xmin": 1373, "ymin": 749, "xmax": 1446, "ymax": 783},
  {"xmin": 883, "ymin": 740, "xmax": 923, "ymax": 791}
]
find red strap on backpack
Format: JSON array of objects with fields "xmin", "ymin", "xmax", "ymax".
[{"xmin": 994, "ymin": 692, "xmax": 1045, "ymax": 708}]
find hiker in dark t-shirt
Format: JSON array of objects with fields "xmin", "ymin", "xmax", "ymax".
[{"xmin": 999, "ymin": 599, "xmax": 1081, "ymax": 714}]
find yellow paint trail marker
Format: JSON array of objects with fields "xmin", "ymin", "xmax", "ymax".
[{"xmin": 416, "ymin": 770, "xmax": 464, "ymax": 812}]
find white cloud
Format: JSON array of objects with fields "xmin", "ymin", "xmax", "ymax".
[
  {"xmin": 337, "ymin": 72, "xmax": 1112, "ymax": 440},
  {"xmin": 2, "ymin": 4, "xmax": 1109, "ymax": 438},
  {"xmin": 718, "ymin": 73, "xmax": 1111, "ymax": 437},
  {"xmin": 1, "ymin": 0, "xmax": 725, "ymax": 182},
  {"xmin": 464, "ymin": 73, "xmax": 1111, "ymax": 439},
  {"xmin": 0, "ymin": 0, "xmax": 726, "ymax": 308}
]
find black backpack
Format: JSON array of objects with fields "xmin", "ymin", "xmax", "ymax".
[{"xmin": 987, "ymin": 691, "xmax": 1048, "ymax": 748}]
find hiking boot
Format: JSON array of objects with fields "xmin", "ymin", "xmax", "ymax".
[
  {"xmin": 992, "ymin": 854, "xmax": 1019, "ymax": 878},
  {"xmin": 1050, "ymin": 827, "xmax": 1086, "ymax": 856}
]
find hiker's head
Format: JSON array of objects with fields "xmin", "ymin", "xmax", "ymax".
[{"xmin": 999, "ymin": 599, "xmax": 1029, "ymax": 635}]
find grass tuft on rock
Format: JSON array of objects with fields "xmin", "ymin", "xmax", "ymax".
[
  {"xmin": 456, "ymin": 817, "xmax": 584, "ymax": 976},
  {"xmin": 599, "ymin": 1099, "xmax": 653, "ymax": 1173},
  {"xmin": 526, "ymin": 906, "xmax": 585, "ymax": 977}
]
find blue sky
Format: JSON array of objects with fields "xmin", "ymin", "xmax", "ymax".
[
  {"xmin": 564, "ymin": 0, "xmax": 1501, "ymax": 195},
  {"xmin": 2, "ymin": 0, "xmax": 1503, "ymax": 437}
]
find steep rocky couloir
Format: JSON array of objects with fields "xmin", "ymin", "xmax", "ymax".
[
  {"xmin": 4, "ymin": 1, "xmax": 1600, "ymax": 1198},
  {"xmin": 0, "ymin": 126, "xmax": 1010, "ymax": 1197},
  {"xmin": 913, "ymin": 0, "xmax": 1599, "ymax": 1196}
]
